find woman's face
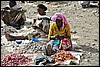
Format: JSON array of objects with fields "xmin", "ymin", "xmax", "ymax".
[{"xmin": 56, "ymin": 19, "xmax": 62, "ymax": 28}]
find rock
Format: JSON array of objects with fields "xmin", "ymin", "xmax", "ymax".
[
  {"xmin": 74, "ymin": 4, "xmax": 76, "ymax": 7},
  {"xmin": 94, "ymin": 39, "xmax": 97, "ymax": 41},
  {"xmin": 79, "ymin": 14, "xmax": 84, "ymax": 17},
  {"xmin": 82, "ymin": 9, "xmax": 87, "ymax": 12},
  {"xmin": 88, "ymin": 52, "xmax": 91, "ymax": 54},
  {"xmin": 71, "ymin": 31, "xmax": 77, "ymax": 34},
  {"xmin": 87, "ymin": 59, "xmax": 90, "ymax": 62},
  {"xmin": 92, "ymin": 43, "xmax": 95, "ymax": 46},
  {"xmin": 82, "ymin": 56, "xmax": 85, "ymax": 59},
  {"xmin": 84, "ymin": 59, "xmax": 90, "ymax": 62}
]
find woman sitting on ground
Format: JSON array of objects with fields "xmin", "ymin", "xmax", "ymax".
[{"xmin": 48, "ymin": 13, "xmax": 72, "ymax": 51}]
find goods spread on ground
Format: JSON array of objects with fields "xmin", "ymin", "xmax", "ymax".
[
  {"xmin": 1, "ymin": 53, "xmax": 32, "ymax": 66},
  {"xmin": 51, "ymin": 50, "xmax": 78, "ymax": 62}
]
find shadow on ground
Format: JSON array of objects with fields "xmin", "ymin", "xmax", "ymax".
[
  {"xmin": 80, "ymin": 45, "xmax": 99, "ymax": 53},
  {"xmin": 82, "ymin": 5, "xmax": 99, "ymax": 9}
]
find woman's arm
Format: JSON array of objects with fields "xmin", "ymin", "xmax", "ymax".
[
  {"xmin": 59, "ymin": 40, "xmax": 62, "ymax": 49},
  {"xmin": 66, "ymin": 39, "xmax": 72, "ymax": 50},
  {"xmin": 50, "ymin": 34, "xmax": 60, "ymax": 40},
  {"xmin": 48, "ymin": 22, "xmax": 54, "ymax": 39},
  {"xmin": 65, "ymin": 24, "xmax": 71, "ymax": 39}
]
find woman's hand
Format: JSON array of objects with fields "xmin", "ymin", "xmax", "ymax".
[
  {"xmin": 50, "ymin": 34, "xmax": 59, "ymax": 40},
  {"xmin": 54, "ymin": 34, "xmax": 59, "ymax": 38},
  {"xmin": 66, "ymin": 45, "xmax": 71, "ymax": 49}
]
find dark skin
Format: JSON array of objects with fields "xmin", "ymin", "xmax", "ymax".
[
  {"xmin": 37, "ymin": 8, "xmax": 46, "ymax": 15},
  {"xmin": 9, "ymin": 1, "xmax": 16, "ymax": 8},
  {"xmin": 50, "ymin": 19, "xmax": 72, "ymax": 50},
  {"xmin": 50, "ymin": 19, "xmax": 64, "ymax": 40},
  {"xmin": 5, "ymin": 6, "xmax": 47, "ymax": 41},
  {"xmin": 50, "ymin": 19, "xmax": 72, "ymax": 49},
  {"xmin": 56, "ymin": 19, "xmax": 62, "ymax": 31}
]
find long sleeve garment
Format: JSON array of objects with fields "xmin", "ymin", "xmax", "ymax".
[{"xmin": 48, "ymin": 22, "xmax": 71, "ymax": 40}]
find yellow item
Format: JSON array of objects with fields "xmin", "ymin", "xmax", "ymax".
[{"xmin": 48, "ymin": 22, "xmax": 71, "ymax": 39}]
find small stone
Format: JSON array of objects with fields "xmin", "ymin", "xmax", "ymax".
[
  {"xmin": 74, "ymin": 4, "xmax": 76, "ymax": 7},
  {"xmin": 87, "ymin": 59, "xmax": 90, "ymax": 62},
  {"xmin": 71, "ymin": 31, "xmax": 77, "ymax": 34},
  {"xmin": 83, "ymin": 9, "xmax": 87, "ymax": 12},
  {"xmin": 92, "ymin": 43, "xmax": 95, "ymax": 46},
  {"xmin": 84, "ymin": 59, "xmax": 89, "ymax": 62},
  {"xmin": 94, "ymin": 39, "xmax": 97, "ymax": 41},
  {"xmin": 83, "ymin": 56, "xmax": 85, "ymax": 59},
  {"xmin": 88, "ymin": 52, "xmax": 91, "ymax": 54}
]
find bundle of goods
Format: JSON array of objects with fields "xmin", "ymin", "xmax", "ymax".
[
  {"xmin": 1, "ymin": 26, "xmax": 18, "ymax": 36},
  {"xmin": 1, "ymin": 53, "xmax": 32, "ymax": 66},
  {"xmin": 14, "ymin": 41, "xmax": 47, "ymax": 54},
  {"xmin": 51, "ymin": 50, "xmax": 78, "ymax": 62}
]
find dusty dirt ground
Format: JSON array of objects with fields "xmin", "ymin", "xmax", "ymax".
[{"xmin": 1, "ymin": 1, "xmax": 99, "ymax": 66}]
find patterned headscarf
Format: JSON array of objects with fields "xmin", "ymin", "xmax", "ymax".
[{"xmin": 51, "ymin": 13, "xmax": 68, "ymax": 29}]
